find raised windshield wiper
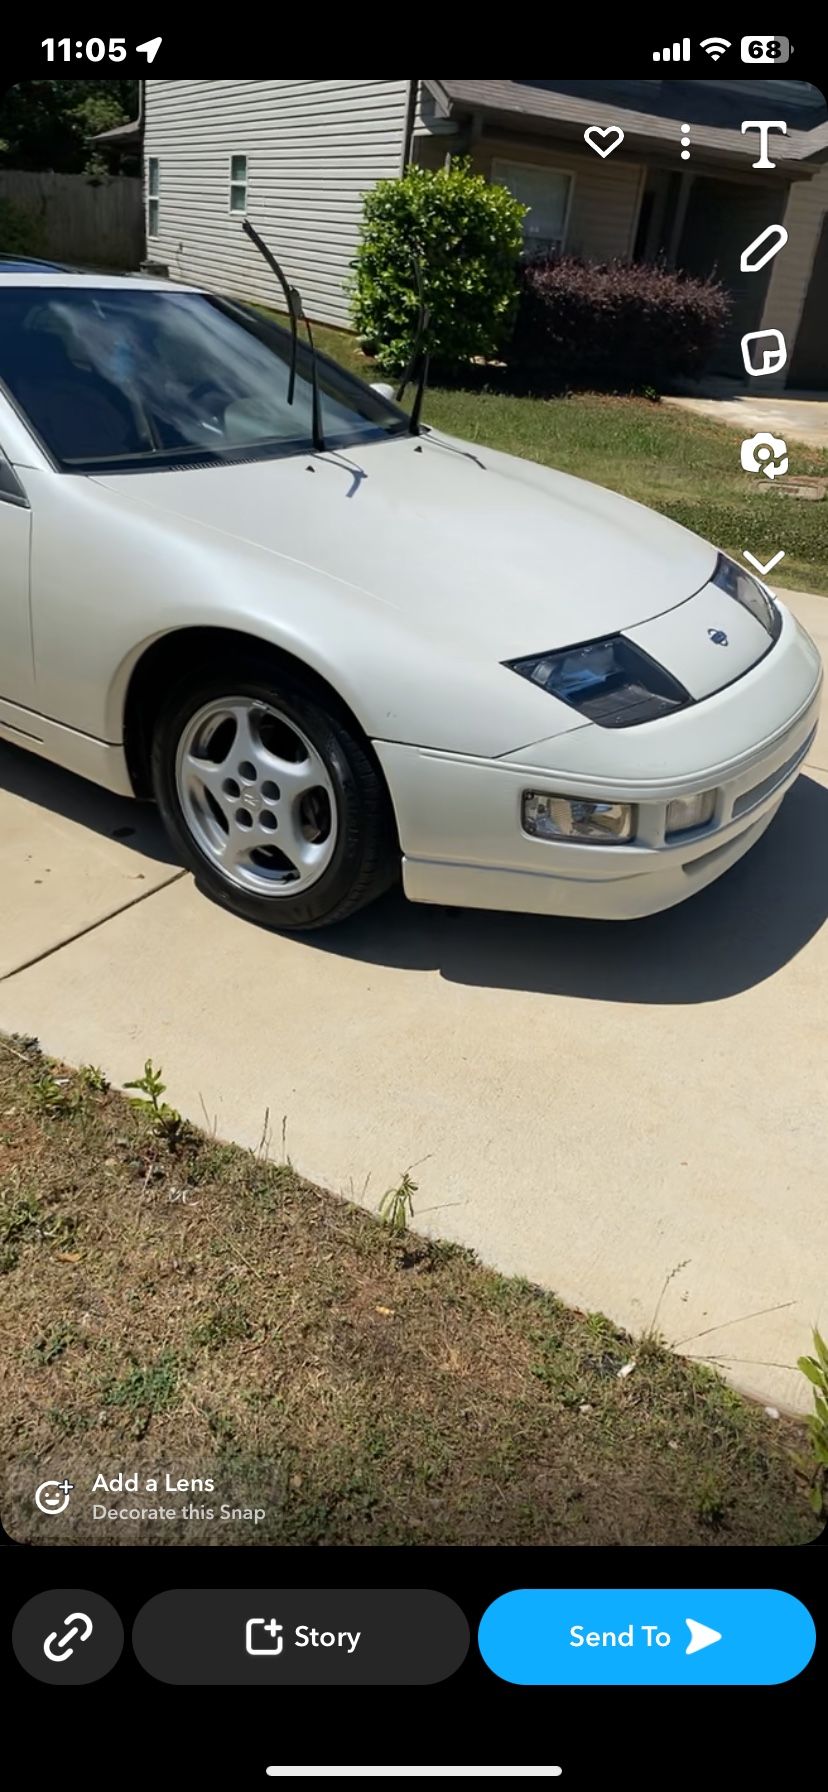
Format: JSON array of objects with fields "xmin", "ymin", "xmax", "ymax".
[
  {"xmin": 395, "ymin": 250, "xmax": 429, "ymax": 436},
  {"xmin": 242, "ymin": 217, "xmax": 325, "ymax": 454}
]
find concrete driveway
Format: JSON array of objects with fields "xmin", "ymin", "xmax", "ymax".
[
  {"xmin": 662, "ymin": 383, "xmax": 828, "ymax": 449},
  {"xmin": 1, "ymin": 588, "xmax": 825, "ymax": 1414}
]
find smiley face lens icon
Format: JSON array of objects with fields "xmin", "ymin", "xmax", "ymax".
[{"xmin": 34, "ymin": 1478, "xmax": 74, "ymax": 1515}]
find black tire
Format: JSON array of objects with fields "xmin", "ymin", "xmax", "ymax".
[{"xmin": 150, "ymin": 656, "xmax": 399, "ymax": 930}]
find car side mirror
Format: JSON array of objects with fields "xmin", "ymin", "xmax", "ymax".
[{"xmin": 370, "ymin": 382, "xmax": 397, "ymax": 402}]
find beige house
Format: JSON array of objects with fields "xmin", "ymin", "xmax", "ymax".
[{"xmin": 134, "ymin": 78, "xmax": 828, "ymax": 390}]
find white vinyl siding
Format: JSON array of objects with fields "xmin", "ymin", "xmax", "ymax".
[
  {"xmin": 143, "ymin": 80, "xmax": 410, "ymax": 327},
  {"xmin": 492, "ymin": 158, "xmax": 573, "ymax": 257}
]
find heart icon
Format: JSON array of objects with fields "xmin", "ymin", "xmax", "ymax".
[{"xmin": 584, "ymin": 125, "xmax": 625, "ymax": 158}]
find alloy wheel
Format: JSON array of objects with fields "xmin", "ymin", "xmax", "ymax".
[{"xmin": 175, "ymin": 695, "xmax": 338, "ymax": 896}]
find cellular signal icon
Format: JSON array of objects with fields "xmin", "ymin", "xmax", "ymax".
[{"xmin": 653, "ymin": 38, "xmax": 691, "ymax": 61}]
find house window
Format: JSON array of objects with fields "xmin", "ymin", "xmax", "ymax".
[
  {"xmin": 147, "ymin": 157, "xmax": 160, "ymax": 237},
  {"xmin": 492, "ymin": 158, "xmax": 572, "ymax": 259},
  {"xmin": 230, "ymin": 155, "xmax": 248, "ymax": 213}
]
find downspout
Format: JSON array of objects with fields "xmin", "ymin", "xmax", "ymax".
[
  {"xmin": 445, "ymin": 110, "xmax": 482, "ymax": 171},
  {"xmin": 401, "ymin": 79, "xmax": 418, "ymax": 169}
]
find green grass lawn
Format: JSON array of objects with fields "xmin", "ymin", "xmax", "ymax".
[
  {"xmin": 0, "ymin": 1037, "xmax": 821, "ymax": 1547},
  {"xmin": 293, "ymin": 315, "xmax": 828, "ymax": 595}
]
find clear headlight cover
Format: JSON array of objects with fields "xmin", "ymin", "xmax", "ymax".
[
  {"xmin": 522, "ymin": 792, "xmax": 635, "ymax": 844},
  {"xmin": 711, "ymin": 553, "xmax": 780, "ymax": 639},
  {"xmin": 505, "ymin": 636, "xmax": 691, "ymax": 729}
]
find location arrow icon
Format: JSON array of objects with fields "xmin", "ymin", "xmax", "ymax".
[{"xmin": 685, "ymin": 1617, "xmax": 722, "ymax": 1656}]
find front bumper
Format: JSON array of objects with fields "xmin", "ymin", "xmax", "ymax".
[{"xmin": 374, "ymin": 609, "xmax": 822, "ymax": 922}]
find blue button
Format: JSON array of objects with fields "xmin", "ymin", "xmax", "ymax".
[{"xmin": 478, "ymin": 1589, "xmax": 815, "ymax": 1685}]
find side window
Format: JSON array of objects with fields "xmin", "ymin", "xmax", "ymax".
[
  {"xmin": 229, "ymin": 154, "xmax": 248, "ymax": 214},
  {"xmin": 491, "ymin": 158, "xmax": 573, "ymax": 260},
  {"xmin": 0, "ymin": 447, "xmax": 27, "ymax": 506},
  {"xmin": 147, "ymin": 156, "xmax": 160, "ymax": 236}
]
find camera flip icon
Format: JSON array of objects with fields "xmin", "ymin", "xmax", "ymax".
[{"xmin": 740, "ymin": 431, "xmax": 788, "ymax": 480}]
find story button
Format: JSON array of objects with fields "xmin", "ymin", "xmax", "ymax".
[{"xmin": 133, "ymin": 1589, "xmax": 469, "ymax": 1684}]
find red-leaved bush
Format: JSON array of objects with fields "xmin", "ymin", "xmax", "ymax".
[{"xmin": 510, "ymin": 256, "xmax": 731, "ymax": 390}]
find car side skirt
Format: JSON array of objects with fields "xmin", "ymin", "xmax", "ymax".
[{"xmin": 0, "ymin": 697, "xmax": 132, "ymax": 796}]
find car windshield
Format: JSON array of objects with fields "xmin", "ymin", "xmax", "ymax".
[{"xmin": 0, "ymin": 285, "xmax": 407, "ymax": 470}]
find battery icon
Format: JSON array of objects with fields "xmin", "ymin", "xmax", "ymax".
[{"xmin": 741, "ymin": 36, "xmax": 792, "ymax": 64}]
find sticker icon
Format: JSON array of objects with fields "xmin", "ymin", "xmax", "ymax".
[
  {"xmin": 741, "ymin": 121, "xmax": 788, "ymax": 169},
  {"xmin": 740, "ymin": 432, "xmax": 788, "ymax": 479},
  {"xmin": 740, "ymin": 224, "xmax": 788, "ymax": 273},
  {"xmin": 741, "ymin": 328, "xmax": 787, "ymax": 377},
  {"xmin": 583, "ymin": 126, "xmax": 624, "ymax": 158}
]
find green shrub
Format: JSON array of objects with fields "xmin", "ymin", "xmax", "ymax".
[
  {"xmin": 351, "ymin": 158, "xmax": 525, "ymax": 375},
  {"xmin": 511, "ymin": 255, "xmax": 731, "ymax": 391},
  {"xmin": 0, "ymin": 198, "xmax": 41, "ymax": 256}
]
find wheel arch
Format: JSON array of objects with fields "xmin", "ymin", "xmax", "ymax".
[{"xmin": 122, "ymin": 625, "xmax": 386, "ymax": 803}]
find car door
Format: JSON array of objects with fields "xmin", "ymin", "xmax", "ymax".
[{"xmin": 0, "ymin": 443, "xmax": 36, "ymax": 720}]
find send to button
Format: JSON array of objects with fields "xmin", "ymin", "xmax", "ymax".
[{"xmin": 478, "ymin": 1589, "xmax": 815, "ymax": 1685}]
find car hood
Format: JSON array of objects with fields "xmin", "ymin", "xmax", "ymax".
[{"xmin": 94, "ymin": 429, "xmax": 718, "ymax": 658}]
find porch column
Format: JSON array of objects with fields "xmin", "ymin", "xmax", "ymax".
[{"xmin": 666, "ymin": 171, "xmax": 695, "ymax": 268}]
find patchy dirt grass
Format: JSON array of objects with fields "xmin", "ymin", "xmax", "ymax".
[{"xmin": 0, "ymin": 1035, "xmax": 816, "ymax": 1546}]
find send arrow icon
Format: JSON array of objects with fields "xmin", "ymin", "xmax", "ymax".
[{"xmin": 685, "ymin": 1618, "xmax": 722, "ymax": 1656}]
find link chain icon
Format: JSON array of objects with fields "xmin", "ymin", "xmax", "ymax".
[{"xmin": 43, "ymin": 1611, "xmax": 93, "ymax": 1663}]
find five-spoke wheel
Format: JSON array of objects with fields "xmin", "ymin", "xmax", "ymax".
[
  {"xmin": 175, "ymin": 697, "xmax": 338, "ymax": 896},
  {"xmin": 151, "ymin": 657, "xmax": 397, "ymax": 929}
]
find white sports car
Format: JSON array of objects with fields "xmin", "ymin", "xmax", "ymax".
[{"xmin": 0, "ymin": 270, "xmax": 821, "ymax": 930}]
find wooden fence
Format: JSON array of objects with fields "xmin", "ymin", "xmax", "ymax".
[{"xmin": 0, "ymin": 169, "xmax": 144, "ymax": 268}]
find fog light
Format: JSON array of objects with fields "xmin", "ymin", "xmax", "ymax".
[
  {"xmin": 522, "ymin": 792, "xmax": 635, "ymax": 844},
  {"xmin": 665, "ymin": 789, "xmax": 716, "ymax": 836}
]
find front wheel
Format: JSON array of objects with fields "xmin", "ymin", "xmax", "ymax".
[{"xmin": 150, "ymin": 661, "xmax": 398, "ymax": 930}]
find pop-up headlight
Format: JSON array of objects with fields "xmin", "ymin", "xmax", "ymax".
[
  {"xmin": 505, "ymin": 636, "xmax": 691, "ymax": 729},
  {"xmin": 711, "ymin": 553, "xmax": 780, "ymax": 639}
]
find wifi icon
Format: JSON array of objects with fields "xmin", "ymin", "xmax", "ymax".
[{"xmin": 700, "ymin": 36, "xmax": 732, "ymax": 60}]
